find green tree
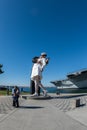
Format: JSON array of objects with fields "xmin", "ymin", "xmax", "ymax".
[{"xmin": 0, "ymin": 64, "xmax": 4, "ymax": 74}]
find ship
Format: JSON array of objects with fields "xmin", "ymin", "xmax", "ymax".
[{"xmin": 50, "ymin": 68, "xmax": 87, "ymax": 90}]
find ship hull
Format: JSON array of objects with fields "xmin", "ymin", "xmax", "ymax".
[
  {"xmin": 67, "ymin": 69, "xmax": 87, "ymax": 88},
  {"xmin": 51, "ymin": 69, "xmax": 87, "ymax": 89}
]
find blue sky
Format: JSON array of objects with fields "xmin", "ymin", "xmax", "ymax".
[{"xmin": 0, "ymin": 0, "xmax": 87, "ymax": 86}]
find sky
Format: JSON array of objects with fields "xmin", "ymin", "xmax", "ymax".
[{"xmin": 0, "ymin": 0, "xmax": 87, "ymax": 87}]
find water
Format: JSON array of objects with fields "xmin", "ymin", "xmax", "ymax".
[
  {"xmin": 20, "ymin": 87, "xmax": 87, "ymax": 94},
  {"xmin": 20, "ymin": 87, "xmax": 57, "ymax": 93}
]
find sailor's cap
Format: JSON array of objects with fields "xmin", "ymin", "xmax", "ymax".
[{"xmin": 41, "ymin": 52, "xmax": 47, "ymax": 56}]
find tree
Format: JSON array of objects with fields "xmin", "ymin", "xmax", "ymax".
[{"xmin": 0, "ymin": 64, "xmax": 4, "ymax": 74}]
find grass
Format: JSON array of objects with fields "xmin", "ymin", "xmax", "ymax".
[
  {"xmin": 0, "ymin": 90, "xmax": 11, "ymax": 95},
  {"xmin": 0, "ymin": 90, "xmax": 30, "ymax": 96}
]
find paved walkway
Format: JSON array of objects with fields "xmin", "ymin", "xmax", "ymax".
[{"xmin": 0, "ymin": 94, "xmax": 87, "ymax": 130}]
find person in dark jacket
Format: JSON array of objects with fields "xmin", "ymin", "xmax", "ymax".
[{"xmin": 12, "ymin": 86, "xmax": 20, "ymax": 107}]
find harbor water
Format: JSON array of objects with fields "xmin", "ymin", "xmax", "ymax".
[{"xmin": 21, "ymin": 87, "xmax": 87, "ymax": 94}]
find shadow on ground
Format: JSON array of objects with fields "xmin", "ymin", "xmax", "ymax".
[{"xmin": 19, "ymin": 106, "xmax": 44, "ymax": 109}]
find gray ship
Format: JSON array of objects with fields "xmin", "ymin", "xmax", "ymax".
[{"xmin": 50, "ymin": 68, "xmax": 87, "ymax": 89}]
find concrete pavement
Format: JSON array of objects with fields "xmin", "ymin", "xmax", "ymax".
[{"xmin": 0, "ymin": 94, "xmax": 87, "ymax": 130}]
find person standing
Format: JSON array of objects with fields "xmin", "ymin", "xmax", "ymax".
[
  {"xmin": 12, "ymin": 86, "xmax": 15, "ymax": 106},
  {"xmin": 12, "ymin": 86, "xmax": 20, "ymax": 107}
]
